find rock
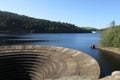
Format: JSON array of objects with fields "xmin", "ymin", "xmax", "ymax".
[
  {"xmin": 112, "ymin": 71, "xmax": 120, "ymax": 76},
  {"xmin": 100, "ymin": 71, "xmax": 120, "ymax": 80}
]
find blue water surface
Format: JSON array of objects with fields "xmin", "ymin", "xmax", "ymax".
[{"xmin": 1, "ymin": 33, "xmax": 120, "ymax": 78}]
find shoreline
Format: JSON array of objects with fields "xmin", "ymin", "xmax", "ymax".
[{"xmin": 95, "ymin": 46, "xmax": 120, "ymax": 55}]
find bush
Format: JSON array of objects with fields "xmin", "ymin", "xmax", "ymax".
[{"xmin": 100, "ymin": 26, "xmax": 120, "ymax": 47}]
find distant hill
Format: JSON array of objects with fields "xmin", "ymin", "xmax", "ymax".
[
  {"xmin": 0, "ymin": 11, "xmax": 95, "ymax": 33},
  {"xmin": 100, "ymin": 25, "xmax": 120, "ymax": 31},
  {"xmin": 81, "ymin": 27, "xmax": 98, "ymax": 31}
]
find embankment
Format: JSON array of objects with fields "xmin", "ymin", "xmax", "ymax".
[{"xmin": 93, "ymin": 46, "xmax": 120, "ymax": 80}]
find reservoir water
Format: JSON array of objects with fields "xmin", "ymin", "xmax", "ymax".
[{"xmin": 0, "ymin": 33, "xmax": 120, "ymax": 78}]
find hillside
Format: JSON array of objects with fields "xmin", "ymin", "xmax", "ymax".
[{"xmin": 0, "ymin": 11, "xmax": 94, "ymax": 33}]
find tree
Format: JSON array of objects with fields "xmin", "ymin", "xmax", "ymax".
[
  {"xmin": 100, "ymin": 26, "xmax": 120, "ymax": 47},
  {"xmin": 109, "ymin": 21, "xmax": 115, "ymax": 27}
]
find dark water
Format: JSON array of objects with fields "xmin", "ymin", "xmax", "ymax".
[{"xmin": 0, "ymin": 33, "xmax": 120, "ymax": 78}]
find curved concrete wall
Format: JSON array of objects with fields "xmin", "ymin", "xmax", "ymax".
[{"xmin": 0, "ymin": 45, "xmax": 100, "ymax": 80}]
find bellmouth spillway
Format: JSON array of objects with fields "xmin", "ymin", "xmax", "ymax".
[{"xmin": 0, "ymin": 45, "xmax": 100, "ymax": 80}]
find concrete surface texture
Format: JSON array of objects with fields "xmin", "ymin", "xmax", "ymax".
[
  {"xmin": 0, "ymin": 45, "xmax": 100, "ymax": 80},
  {"xmin": 95, "ymin": 46, "xmax": 120, "ymax": 55}
]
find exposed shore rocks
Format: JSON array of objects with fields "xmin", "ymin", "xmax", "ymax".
[{"xmin": 100, "ymin": 71, "xmax": 120, "ymax": 80}]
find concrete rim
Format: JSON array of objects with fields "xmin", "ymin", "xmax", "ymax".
[{"xmin": 0, "ymin": 45, "xmax": 100, "ymax": 80}]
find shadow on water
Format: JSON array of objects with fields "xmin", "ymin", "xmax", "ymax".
[
  {"xmin": 98, "ymin": 50, "xmax": 120, "ymax": 77},
  {"xmin": 0, "ymin": 34, "xmax": 52, "ymax": 46}
]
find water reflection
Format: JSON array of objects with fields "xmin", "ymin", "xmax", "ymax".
[
  {"xmin": 0, "ymin": 34, "xmax": 52, "ymax": 46},
  {"xmin": 98, "ymin": 50, "xmax": 120, "ymax": 77}
]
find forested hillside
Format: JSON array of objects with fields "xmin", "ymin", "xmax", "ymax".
[{"xmin": 0, "ymin": 11, "xmax": 94, "ymax": 33}]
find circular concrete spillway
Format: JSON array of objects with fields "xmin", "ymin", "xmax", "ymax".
[{"xmin": 0, "ymin": 45, "xmax": 100, "ymax": 80}]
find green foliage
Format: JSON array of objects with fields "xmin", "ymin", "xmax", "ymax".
[
  {"xmin": 0, "ymin": 11, "xmax": 92, "ymax": 33},
  {"xmin": 100, "ymin": 26, "xmax": 120, "ymax": 47}
]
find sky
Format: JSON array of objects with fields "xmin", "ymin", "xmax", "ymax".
[{"xmin": 0, "ymin": 0, "xmax": 120, "ymax": 29}]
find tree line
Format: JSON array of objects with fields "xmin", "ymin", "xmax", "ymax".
[{"xmin": 0, "ymin": 11, "xmax": 96, "ymax": 33}]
